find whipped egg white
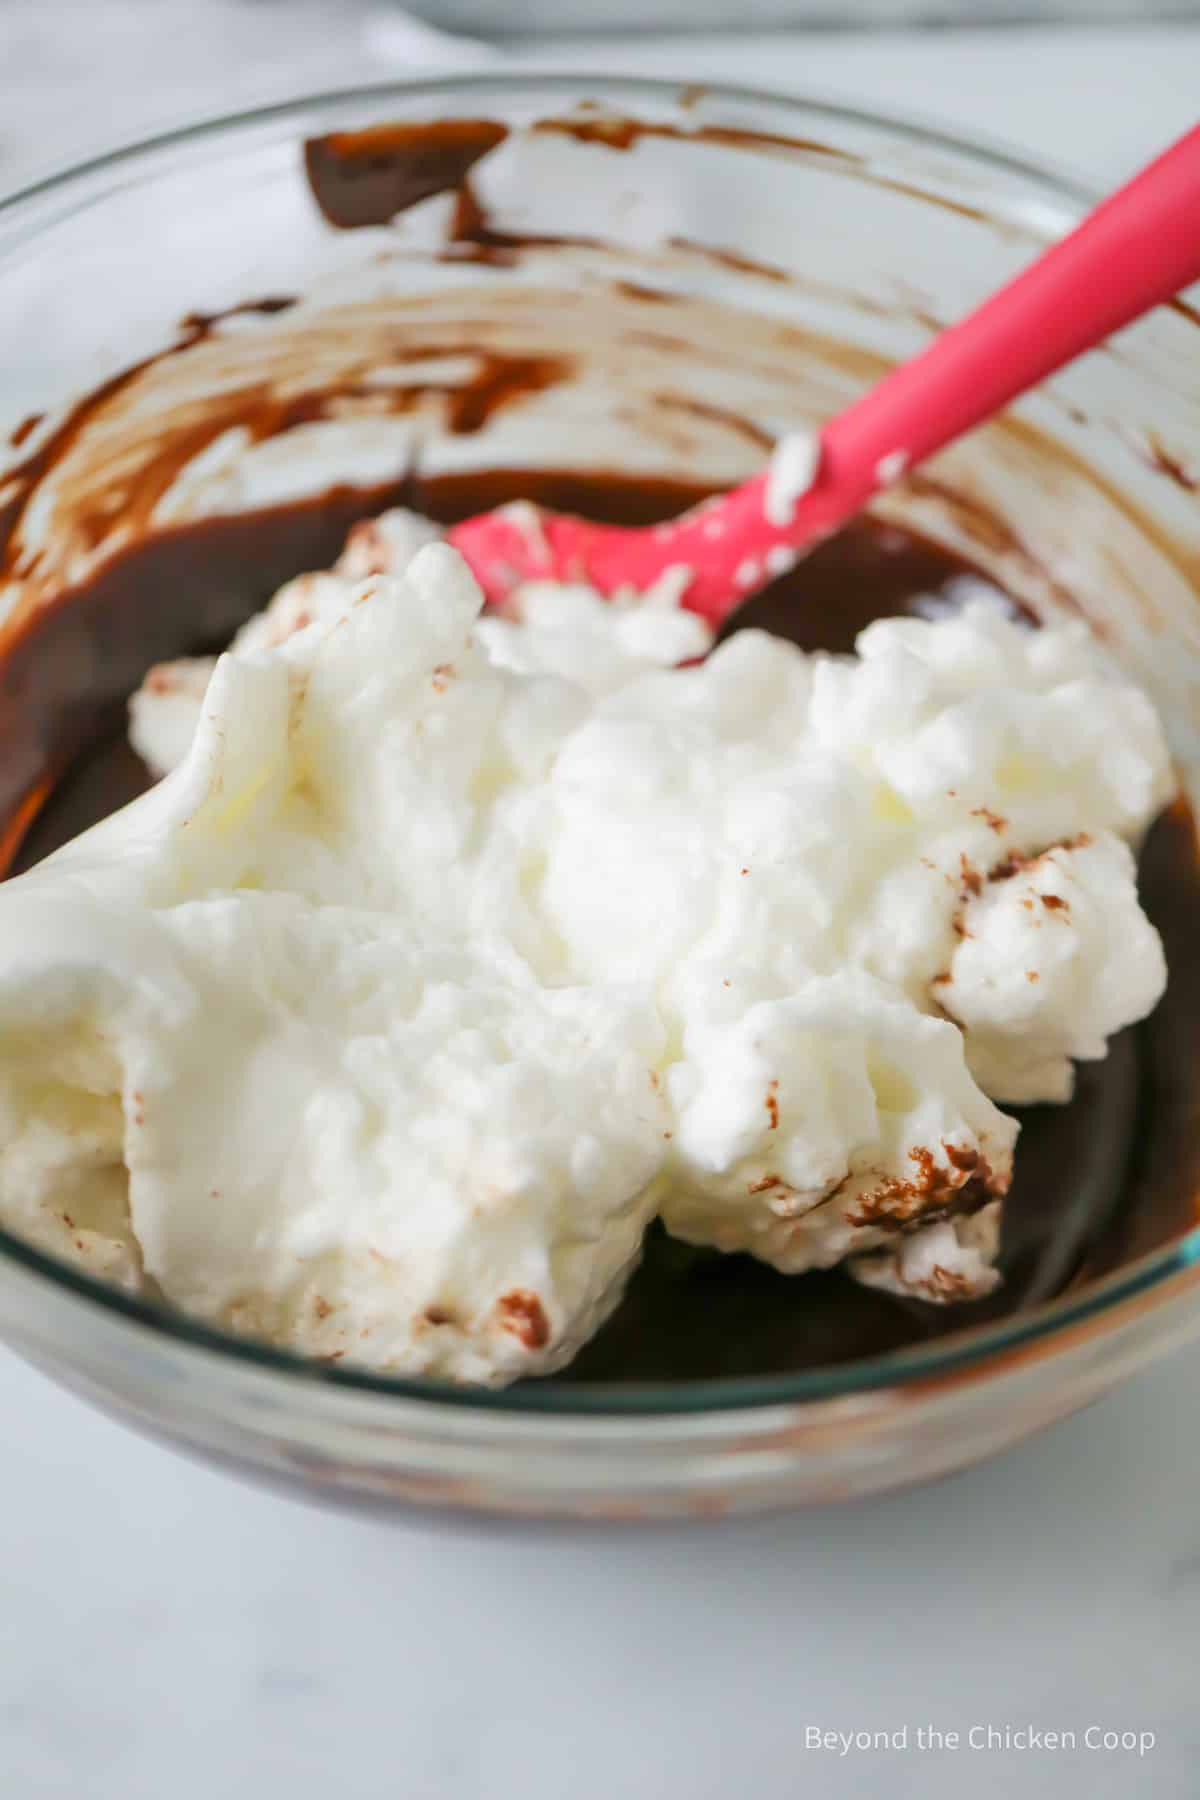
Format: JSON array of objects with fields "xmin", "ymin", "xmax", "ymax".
[{"xmin": 0, "ymin": 513, "xmax": 1174, "ymax": 1383}]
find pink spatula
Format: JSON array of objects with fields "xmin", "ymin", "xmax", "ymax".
[{"xmin": 448, "ymin": 124, "xmax": 1200, "ymax": 625}]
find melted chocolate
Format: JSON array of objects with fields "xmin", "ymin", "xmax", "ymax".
[
  {"xmin": 304, "ymin": 106, "xmax": 992, "ymax": 255},
  {"xmin": 301, "ymin": 108, "xmax": 846, "ymax": 241},
  {"xmin": 178, "ymin": 296, "xmax": 297, "ymax": 334},
  {"xmin": 7, "ymin": 413, "xmax": 44, "ymax": 451},
  {"xmin": 6, "ymin": 468, "xmax": 1197, "ymax": 1384},
  {"xmin": 304, "ymin": 120, "xmax": 508, "ymax": 231},
  {"xmin": 300, "ymin": 114, "xmax": 845, "ymax": 269},
  {"xmin": 667, "ymin": 237, "xmax": 791, "ymax": 285},
  {"xmin": 439, "ymin": 180, "xmax": 609, "ymax": 271},
  {"xmin": 530, "ymin": 112, "xmax": 850, "ymax": 164},
  {"xmin": 1133, "ymin": 436, "xmax": 1198, "ymax": 496}
]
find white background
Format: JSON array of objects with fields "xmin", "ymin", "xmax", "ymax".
[{"xmin": 1, "ymin": 10, "xmax": 1199, "ymax": 1798}]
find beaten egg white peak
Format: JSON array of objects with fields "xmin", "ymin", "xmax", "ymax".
[
  {"xmin": 0, "ymin": 527, "xmax": 1173, "ymax": 1381},
  {"xmin": 2, "ymin": 548, "xmax": 673, "ymax": 1379}
]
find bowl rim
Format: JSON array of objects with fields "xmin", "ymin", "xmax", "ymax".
[
  {"xmin": 1, "ymin": 69, "xmax": 1196, "ymax": 1421},
  {"xmin": 0, "ymin": 69, "xmax": 1100, "ymax": 226}
]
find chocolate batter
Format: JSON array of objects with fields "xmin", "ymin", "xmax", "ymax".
[{"xmin": 3, "ymin": 468, "xmax": 1195, "ymax": 1384}]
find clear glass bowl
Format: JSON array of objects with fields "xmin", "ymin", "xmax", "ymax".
[{"xmin": 1, "ymin": 76, "xmax": 1199, "ymax": 1521}]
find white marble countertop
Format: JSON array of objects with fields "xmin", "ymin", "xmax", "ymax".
[{"xmin": 1, "ymin": 13, "xmax": 1199, "ymax": 1800}]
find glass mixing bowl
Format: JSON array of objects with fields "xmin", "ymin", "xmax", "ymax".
[{"xmin": 1, "ymin": 76, "xmax": 1199, "ymax": 1521}]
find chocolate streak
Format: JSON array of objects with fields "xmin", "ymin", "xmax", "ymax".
[{"xmin": 304, "ymin": 120, "xmax": 508, "ymax": 230}]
